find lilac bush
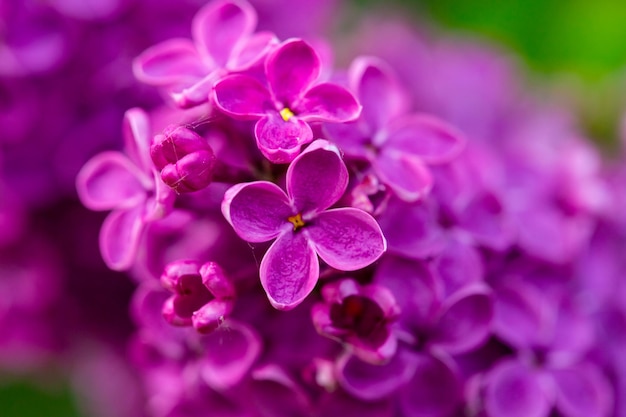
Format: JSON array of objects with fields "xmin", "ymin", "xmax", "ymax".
[{"xmin": 2, "ymin": 0, "xmax": 626, "ymax": 417}]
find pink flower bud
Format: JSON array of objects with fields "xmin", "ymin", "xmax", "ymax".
[{"xmin": 151, "ymin": 125, "xmax": 216, "ymax": 193}]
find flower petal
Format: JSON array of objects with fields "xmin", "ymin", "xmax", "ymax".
[
  {"xmin": 349, "ymin": 56, "xmax": 409, "ymax": 131},
  {"xmin": 430, "ymin": 284, "xmax": 494, "ymax": 355},
  {"xmin": 492, "ymin": 279, "xmax": 547, "ymax": 350},
  {"xmin": 266, "ymin": 39, "xmax": 320, "ymax": 105},
  {"xmin": 552, "ymin": 364, "xmax": 613, "ymax": 417},
  {"xmin": 307, "ymin": 208, "xmax": 386, "ymax": 271},
  {"xmin": 228, "ymin": 30, "xmax": 278, "ymax": 70},
  {"xmin": 260, "ymin": 232, "xmax": 319, "ymax": 310},
  {"xmin": 374, "ymin": 151, "xmax": 433, "ymax": 202},
  {"xmin": 455, "ymin": 191, "xmax": 515, "ymax": 251},
  {"xmin": 221, "ymin": 181, "xmax": 292, "ymax": 243},
  {"xmin": 337, "ymin": 348, "xmax": 419, "ymax": 400},
  {"xmin": 255, "ymin": 113, "xmax": 313, "ymax": 163},
  {"xmin": 374, "ymin": 256, "xmax": 443, "ymax": 328},
  {"xmin": 287, "ymin": 139, "xmax": 348, "ymax": 213},
  {"xmin": 99, "ymin": 206, "xmax": 145, "ymax": 271},
  {"xmin": 250, "ymin": 365, "xmax": 312, "ymax": 417},
  {"xmin": 76, "ymin": 152, "xmax": 147, "ymax": 211},
  {"xmin": 213, "ymin": 74, "xmax": 273, "ymax": 119},
  {"xmin": 484, "ymin": 360, "xmax": 552, "ymax": 417},
  {"xmin": 376, "ymin": 197, "xmax": 446, "ymax": 259},
  {"xmin": 199, "ymin": 320, "xmax": 261, "ymax": 390},
  {"xmin": 400, "ymin": 353, "xmax": 462, "ymax": 417},
  {"xmin": 122, "ymin": 107, "xmax": 153, "ymax": 173},
  {"xmin": 296, "ymin": 83, "xmax": 361, "ymax": 123},
  {"xmin": 322, "ymin": 120, "xmax": 371, "ymax": 159},
  {"xmin": 132, "ymin": 39, "xmax": 205, "ymax": 86},
  {"xmin": 192, "ymin": 0, "xmax": 257, "ymax": 67},
  {"xmin": 385, "ymin": 115, "xmax": 466, "ymax": 164}
]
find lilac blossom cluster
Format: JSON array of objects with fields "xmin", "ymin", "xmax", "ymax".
[{"xmin": 2, "ymin": 0, "xmax": 626, "ymax": 417}]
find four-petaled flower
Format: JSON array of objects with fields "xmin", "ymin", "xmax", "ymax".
[
  {"xmin": 312, "ymin": 278, "xmax": 400, "ymax": 364},
  {"xmin": 325, "ymin": 56, "xmax": 466, "ymax": 201},
  {"xmin": 221, "ymin": 140, "xmax": 386, "ymax": 310},
  {"xmin": 213, "ymin": 39, "xmax": 362, "ymax": 163},
  {"xmin": 76, "ymin": 108, "xmax": 175, "ymax": 270},
  {"xmin": 133, "ymin": 0, "xmax": 276, "ymax": 108},
  {"xmin": 160, "ymin": 260, "xmax": 236, "ymax": 333}
]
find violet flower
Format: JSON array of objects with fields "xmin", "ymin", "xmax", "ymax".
[
  {"xmin": 213, "ymin": 39, "xmax": 362, "ymax": 163},
  {"xmin": 160, "ymin": 260, "xmax": 235, "ymax": 334},
  {"xmin": 324, "ymin": 56, "xmax": 465, "ymax": 201},
  {"xmin": 76, "ymin": 108, "xmax": 175, "ymax": 270},
  {"xmin": 133, "ymin": 0, "xmax": 276, "ymax": 108},
  {"xmin": 222, "ymin": 139, "xmax": 386, "ymax": 309},
  {"xmin": 311, "ymin": 278, "xmax": 400, "ymax": 364}
]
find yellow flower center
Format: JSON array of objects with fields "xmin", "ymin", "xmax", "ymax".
[
  {"xmin": 287, "ymin": 213, "xmax": 305, "ymax": 231},
  {"xmin": 280, "ymin": 107, "xmax": 295, "ymax": 122}
]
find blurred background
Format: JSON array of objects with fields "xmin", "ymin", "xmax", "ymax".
[{"xmin": 2, "ymin": 0, "xmax": 626, "ymax": 415}]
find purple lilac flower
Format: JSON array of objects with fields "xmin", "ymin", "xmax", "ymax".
[
  {"xmin": 311, "ymin": 278, "xmax": 400, "ymax": 364},
  {"xmin": 133, "ymin": 0, "xmax": 277, "ymax": 108},
  {"xmin": 160, "ymin": 260, "xmax": 235, "ymax": 333},
  {"xmin": 76, "ymin": 108, "xmax": 175, "ymax": 270},
  {"xmin": 222, "ymin": 139, "xmax": 386, "ymax": 309},
  {"xmin": 325, "ymin": 56, "xmax": 465, "ymax": 201},
  {"xmin": 213, "ymin": 39, "xmax": 362, "ymax": 163}
]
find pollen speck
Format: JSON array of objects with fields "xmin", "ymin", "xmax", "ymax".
[
  {"xmin": 287, "ymin": 213, "xmax": 305, "ymax": 230},
  {"xmin": 280, "ymin": 107, "xmax": 295, "ymax": 122}
]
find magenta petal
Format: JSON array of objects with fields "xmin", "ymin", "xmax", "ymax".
[
  {"xmin": 255, "ymin": 113, "xmax": 313, "ymax": 163},
  {"xmin": 260, "ymin": 232, "xmax": 319, "ymax": 310},
  {"xmin": 266, "ymin": 39, "xmax": 320, "ymax": 105},
  {"xmin": 192, "ymin": 0, "xmax": 256, "ymax": 67},
  {"xmin": 552, "ymin": 364, "xmax": 612, "ymax": 417},
  {"xmin": 377, "ymin": 198, "xmax": 446, "ymax": 259},
  {"xmin": 76, "ymin": 152, "xmax": 148, "ymax": 211},
  {"xmin": 455, "ymin": 191, "xmax": 515, "ymax": 251},
  {"xmin": 296, "ymin": 83, "xmax": 361, "ymax": 123},
  {"xmin": 192, "ymin": 299, "xmax": 234, "ymax": 333},
  {"xmin": 123, "ymin": 108, "xmax": 153, "ymax": 173},
  {"xmin": 338, "ymin": 349, "xmax": 418, "ymax": 400},
  {"xmin": 374, "ymin": 256, "xmax": 443, "ymax": 327},
  {"xmin": 386, "ymin": 115, "xmax": 466, "ymax": 164},
  {"xmin": 492, "ymin": 280, "xmax": 546, "ymax": 349},
  {"xmin": 287, "ymin": 140, "xmax": 348, "ymax": 213},
  {"xmin": 308, "ymin": 208, "xmax": 386, "ymax": 271},
  {"xmin": 350, "ymin": 56, "xmax": 409, "ymax": 131},
  {"xmin": 132, "ymin": 39, "xmax": 206, "ymax": 86},
  {"xmin": 430, "ymin": 284, "xmax": 494, "ymax": 355},
  {"xmin": 229, "ymin": 31, "xmax": 277, "ymax": 70},
  {"xmin": 484, "ymin": 360, "xmax": 552, "ymax": 417},
  {"xmin": 400, "ymin": 353, "xmax": 462, "ymax": 417},
  {"xmin": 251, "ymin": 365, "xmax": 311, "ymax": 417},
  {"xmin": 222, "ymin": 181, "xmax": 292, "ymax": 242},
  {"xmin": 374, "ymin": 151, "xmax": 433, "ymax": 201},
  {"xmin": 213, "ymin": 74, "xmax": 272, "ymax": 119},
  {"xmin": 99, "ymin": 206, "xmax": 145, "ymax": 271},
  {"xmin": 199, "ymin": 320, "xmax": 261, "ymax": 390},
  {"xmin": 170, "ymin": 73, "xmax": 218, "ymax": 109}
]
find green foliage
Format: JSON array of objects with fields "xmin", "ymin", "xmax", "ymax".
[{"xmin": 0, "ymin": 377, "xmax": 82, "ymax": 417}]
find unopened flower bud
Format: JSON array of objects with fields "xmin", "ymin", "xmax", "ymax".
[{"xmin": 151, "ymin": 125, "xmax": 216, "ymax": 193}]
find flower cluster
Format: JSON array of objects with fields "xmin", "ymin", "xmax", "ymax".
[{"xmin": 2, "ymin": 0, "xmax": 626, "ymax": 417}]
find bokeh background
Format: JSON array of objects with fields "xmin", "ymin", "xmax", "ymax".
[{"xmin": 2, "ymin": 0, "xmax": 626, "ymax": 415}]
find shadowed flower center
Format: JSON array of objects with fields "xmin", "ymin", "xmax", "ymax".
[
  {"xmin": 287, "ymin": 213, "xmax": 306, "ymax": 230},
  {"xmin": 280, "ymin": 107, "xmax": 295, "ymax": 121},
  {"xmin": 173, "ymin": 274, "xmax": 213, "ymax": 318},
  {"xmin": 330, "ymin": 295, "xmax": 388, "ymax": 347}
]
